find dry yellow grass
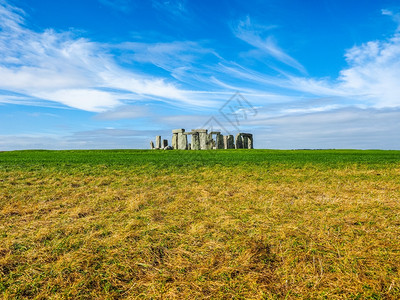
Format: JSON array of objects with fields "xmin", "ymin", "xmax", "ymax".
[{"xmin": 0, "ymin": 151, "xmax": 400, "ymax": 299}]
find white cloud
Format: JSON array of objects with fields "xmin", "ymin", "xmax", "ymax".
[
  {"xmin": 381, "ymin": 8, "xmax": 400, "ymax": 30},
  {"xmin": 0, "ymin": 1, "xmax": 212, "ymax": 112},
  {"xmin": 94, "ymin": 105, "xmax": 151, "ymax": 120},
  {"xmin": 118, "ymin": 40, "xmax": 218, "ymax": 72},
  {"xmin": 382, "ymin": 9, "xmax": 393, "ymax": 16},
  {"xmin": 0, "ymin": 0, "xmax": 24, "ymax": 32},
  {"xmin": 338, "ymin": 34, "xmax": 400, "ymax": 107},
  {"xmin": 152, "ymin": 0, "xmax": 188, "ymax": 19},
  {"xmin": 35, "ymin": 89, "xmax": 122, "ymax": 112},
  {"xmin": 226, "ymin": 14, "xmax": 400, "ymax": 109},
  {"xmin": 233, "ymin": 16, "xmax": 307, "ymax": 74},
  {"xmin": 2, "ymin": 0, "xmax": 400, "ymax": 128},
  {"xmin": 281, "ymin": 105, "xmax": 341, "ymax": 115}
]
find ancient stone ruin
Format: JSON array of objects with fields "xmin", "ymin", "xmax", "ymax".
[{"xmin": 150, "ymin": 129, "xmax": 253, "ymax": 150}]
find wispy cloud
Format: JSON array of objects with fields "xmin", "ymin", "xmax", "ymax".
[
  {"xmin": 94, "ymin": 105, "xmax": 151, "ymax": 120},
  {"xmin": 2, "ymin": 0, "xmax": 400, "ymax": 126},
  {"xmin": 152, "ymin": 0, "xmax": 188, "ymax": 19},
  {"xmin": 382, "ymin": 8, "xmax": 400, "ymax": 31},
  {"xmin": 0, "ymin": 0, "xmax": 25, "ymax": 31},
  {"xmin": 227, "ymin": 13, "xmax": 400, "ymax": 109},
  {"xmin": 233, "ymin": 16, "xmax": 307, "ymax": 75},
  {"xmin": 117, "ymin": 40, "xmax": 219, "ymax": 72},
  {"xmin": 0, "ymin": 2, "xmax": 212, "ymax": 112}
]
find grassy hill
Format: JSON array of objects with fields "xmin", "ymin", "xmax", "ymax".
[{"xmin": 1, "ymin": 150, "xmax": 399, "ymax": 298}]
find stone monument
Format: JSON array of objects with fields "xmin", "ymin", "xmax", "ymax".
[{"xmin": 151, "ymin": 129, "xmax": 254, "ymax": 150}]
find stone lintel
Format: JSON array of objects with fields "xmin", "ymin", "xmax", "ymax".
[
  {"xmin": 191, "ymin": 129, "xmax": 207, "ymax": 133},
  {"xmin": 209, "ymin": 131, "xmax": 221, "ymax": 135},
  {"xmin": 240, "ymin": 133, "xmax": 253, "ymax": 137},
  {"xmin": 172, "ymin": 129, "xmax": 185, "ymax": 133}
]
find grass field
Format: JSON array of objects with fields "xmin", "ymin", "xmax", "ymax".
[{"xmin": 1, "ymin": 149, "xmax": 400, "ymax": 299}]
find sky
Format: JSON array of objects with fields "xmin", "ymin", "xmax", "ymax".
[{"xmin": 1, "ymin": 0, "xmax": 400, "ymax": 150}]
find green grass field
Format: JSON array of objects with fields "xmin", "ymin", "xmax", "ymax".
[{"xmin": 1, "ymin": 150, "xmax": 400, "ymax": 299}]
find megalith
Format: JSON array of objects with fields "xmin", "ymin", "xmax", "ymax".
[
  {"xmin": 241, "ymin": 133, "xmax": 253, "ymax": 149},
  {"xmin": 243, "ymin": 135, "xmax": 248, "ymax": 149},
  {"xmin": 172, "ymin": 129, "xmax": 186, "ymax": 150},
  {"xmin": 223, "ymin": 135, "xmax": 228, "ymax": 149},
  {"xmin": 211, "ymin": 138, "xmax": 216, "ymax": 149},
  {"xmin": 192, "ymin": 129, "xmax": 208, "ymax": 150},
  {"xmin": 176, "ymin": 129, "xmax": 187, "ymax": 150},
  {"xmin": 235, "ymin": 133, "xmax": 243, "ymax": 149},
  {"xmin": 215, "ymin": 133, "xmax": 224, "ymax": 149},
  {"xmin": 247, "ymin": 134, "xmax": 254, "ymax": 149},
  {"xmin": 227, "ymin": 135, "xmax": 234, "ymax": 149},
  {"xmin": 178, "ymin": 134, "xmax": 188, "ymax": 150},
  {"xmin": 156, "ymin": 136, "xmax": 162, "ymax": 149},
  {"xmin": 172, "ymin": 133, "xmax": 178, "ymax": 149},
  {"xmin": 165, "ymin": 128, "xmax": 252, "ymax": 151},
  {"xmin": 163, "ymin": 139, "xmax": 168, "ymax": 148},
  {"xmin": 150, "ymin": 141, "xmax": 155, "ymax": 149},
  {"xmin": 191, "ymin": 132, "xmax": 200, "ymax": 150}
]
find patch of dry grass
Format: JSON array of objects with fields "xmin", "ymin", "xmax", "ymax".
[{"xmin": 0, "ymin": 151, "xmax": 400, "ymax": 298}]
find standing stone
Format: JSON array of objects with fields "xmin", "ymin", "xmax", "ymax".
[
  {"xmin": 223, "ymin": 136, "xmax": 229, "ymax": 149},
  {"xmin": 227, "ymin": 135, "xmax": 234, "ymax": 149},
  {"xmin": 240, "ymin": 133, "xmax": 253, "ymax": 149},
  {"xmin": 172, "ymin": 129, "xmax": 186, "ymax": 150},
  {"xmin": 207, "ymin": 133, "xmax": 215, "ymax": 150},
  {"xmin": 163, "ymin": 139, "xmax": 168, "ymax": 148},
  {"xmin": 178, "ymin": 131, "xmax": 188, "ymax": 150},
  {"xmin": 156, "ymin": 136, "xmax": 162, "ymax": 149},
  {"xmin": 216, "ymin": 134, "xmax": 224, "ymax": 149},
  {"xmin": 150, "ymin": 141, "xmax": 155, "ymax": 149},
  {"xmin": 199, "ymin": 131, "xmax": 207, "ymax": 150},
  {"xmin": 211, "ymin": 139, "xmax": 216, "ymax": 149},
  {"xmin": 192, "ymin": 129, "xmax": 208, "ymax": 150},
  {"xmin": 188, "ymin": 143, "xmax": 191, "ymax": 150},
  {"xmin": 172, "ymin": 133, "xmax": 178, "ymax": 149},
  {"xmin": 191, "ymin": 132, "xmax": 200, "ymax": 150},
  {"xmin": 243, "ymin": 136, "xmax": 248, "ymax": 149},
  {"xmin": 178, "ymin": 133, "xmax": 187, "ymax": 150},
  {"xmin": 247, "ymin": 134, "xmax": 254, "ymax": 149},
  {"xmin": 235, "ymin": 133, "xmax": 243, "ymax": 149},
  {"xmin": 248, "ymin": 138, "xmax": 253, "ymax": 149}
]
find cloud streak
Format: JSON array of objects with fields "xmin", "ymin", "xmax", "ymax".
[
  {"xmin": 382, "ymin": 8, "xmax": 400, "ymax": 31},
  {"xmin": 233, "ymin": 16, "xmax": 307, "ymax": 75},
  {"xmin": 152, "ymin": 0, "xmax": 188, "ymax": 20},
  {"xmin": 2, "ymin": 1, "xmax": 400, "ymax": 117},
  {"xmin": 0, "ymin": 2, "xmax": 214, "ymax": 112}
]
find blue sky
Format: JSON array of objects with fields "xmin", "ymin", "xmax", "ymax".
[{"xmin": 1, "ymin": 0, "xmax": 400, "ymax": 150}]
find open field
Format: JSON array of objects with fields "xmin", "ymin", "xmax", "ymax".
[{"xmin": 1, "ymin": 149, "xmax": 400, "ymax": 299}]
